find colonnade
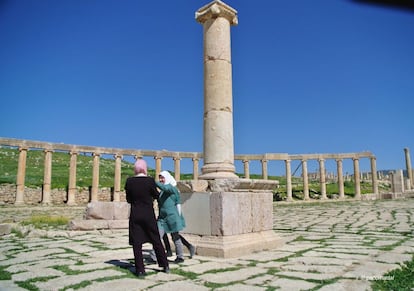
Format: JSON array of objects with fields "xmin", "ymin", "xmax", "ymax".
[
  {"xmin": 239, "ymin": 153, "xmax": 378, "ymax": 201},
  {"xmin": 1, "ymin": 138, "xmax": 384, "ymax": 205}
]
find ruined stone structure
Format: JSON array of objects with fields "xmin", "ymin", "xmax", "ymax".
[
  {"xmin": 197, "ymin": 0, "xmax": 238, "ymax": 180},
  {"xmin": 0, "ymin": 137, "xmax": 408, "ymax": 205},
  {"xmin": 1, "ymin": 0, "xmax": 413, "ymax": 258}
]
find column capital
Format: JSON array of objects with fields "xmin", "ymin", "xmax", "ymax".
[
  {"xmin": 114, "ymin": 153, "xmax": 123, "ymax": 159},
  {"xmin": 18, "ymin": 146, "xmax": 28, "ymax": 152},
  {"xmin": 93, "ymin": 152, "xmax": 101, "ymax": 157},
  {"xmin": 192, "ymin": 157, "xmax": 199, "ymax": 162},
  {"xmin": 44, "ymin": 148, "xmax": 54, "ymax": 153},
  {"xmin": 336, "ymin": 158, "xmax": 343, "ymax": 162},
  {"xmin": 173, "ymin": 156, "xmax": 181, "ymax": 161},
  {"xmin": 196, "ymin": 0, "xmax": 238, "ymax": 25},
  {"xmin": 242, "ymin": 159, "xmax": 249, "ymax": 164},
  {"xmin": 154, "ymin": 156, "xmax": 162, "ymax": 161}
]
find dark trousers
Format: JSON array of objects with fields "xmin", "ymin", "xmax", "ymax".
[{"xmin": 163, "ymin": 233, "xmax": 192, "ymax": 253}]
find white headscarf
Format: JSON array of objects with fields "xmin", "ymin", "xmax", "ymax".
[{"xmin": 159, "ymin": 171, "xmax": 177, "ymax": 187}]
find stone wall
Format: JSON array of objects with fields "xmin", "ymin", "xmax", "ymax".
[{"xmin": 0, "ymin": 184, "xmax": 126, "ymax": 205}]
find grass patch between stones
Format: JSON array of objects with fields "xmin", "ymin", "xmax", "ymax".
[
  {"xmin": 371, "ymin": 255, "xmax": 414, "ymax": 291},
  {"xmin": 20, "ymin": 215, "xmax": 70, "ymax": 229},
  {"xmin": 16, "ymin": 276, "xmax": 59, "ymax": 291},
  {"xmin": 0, "ymin": 265, "xmax": 12, "ymax": 280}
]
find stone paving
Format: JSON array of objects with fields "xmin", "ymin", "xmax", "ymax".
[{"xmin": 1, "ymin": 199, "xmax": 413, "ymax": 290}]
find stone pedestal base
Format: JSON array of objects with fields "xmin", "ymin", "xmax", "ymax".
[
  {"xmin": 182, "ymin": 230, "xmax": 284, "ymax": 258},
  {"xmin": 178, "ymin": 179, "xmax": 283, "ymax": 258}
]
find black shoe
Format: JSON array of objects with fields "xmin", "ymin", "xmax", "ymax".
[
  {"xmin": 189, "ymin": 245, "xmax": 195, "ymax": 259},
  {"xmin": 174, "ymin": 257, "xmax": 184, "ymax": 264},
  {"xmin": 166, "ymin": 250, "xmax": 173, "ymax": 257},
  {"xmin": 163, "ymin": 266, "xmax": 170, "ymax": 273},
  {"xmin": 136, "ymin": 271, "xmax": 146, "ymax": 277}
]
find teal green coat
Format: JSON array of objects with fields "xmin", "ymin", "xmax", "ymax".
[{"xmin": 156, "ymin": 181, "xmax": 186, "ymax": 233}]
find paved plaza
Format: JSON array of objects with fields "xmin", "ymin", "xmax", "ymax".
[{"xmin": 1, "ymin": 198, "xmax": 413, "ymax": 290}]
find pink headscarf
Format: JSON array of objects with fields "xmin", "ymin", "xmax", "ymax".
[{"xmin": 134, "ymin": 159, "xmax": 147, "ymax": 175}]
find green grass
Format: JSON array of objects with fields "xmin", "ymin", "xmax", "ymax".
[
  {"xmin": 371, "ymin": 256, "xmax": 414, "ymax": 291},
  {"xmin": 20, "ymin": 215, "xmax": 70, "ymax": 229},
  {"xmin": 0, "ymin": 265, "xmax": 12, "ymax": 280}
]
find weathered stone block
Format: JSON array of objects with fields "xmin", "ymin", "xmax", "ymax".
[
  {"xmin": 85, "ymin": 202, "xmax": 130, "ymax": 220},
  {"xmin": 69, "ymin": 219, "xmax": 109, "ymax": 230}
]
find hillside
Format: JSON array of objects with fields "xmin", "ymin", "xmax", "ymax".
[{"xmin": 0, "ymin": 147, "xmax": 137, "ymax": 189}]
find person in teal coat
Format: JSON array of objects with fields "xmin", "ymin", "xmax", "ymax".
[{"xmin": 155, "ymin": 170, "xmax": 186, "ymax": 263}]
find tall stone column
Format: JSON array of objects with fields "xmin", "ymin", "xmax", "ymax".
[
  {"xmin": 353, "ymin": 157, "xmax": 361, "ymax": 199},
  {"xmin": 15, "ymin": 146, "xmax": 28, "ymax": 205},
  {"xmin": 42, "ymin": 149, "xmax": 53, "ymax": 204},
  {"xmin": 196, "ymin": 0, "xmax": 238, "ymax": 179},
  {"xmin": 192, "ymin": 157, "xmax": 200, "ymax": 180},
  {"xmin": 336, "ymin": 159, "xmax": 345, "ymax": 199},
  {"xmin": 261, "ymin": 159, "xmax": 268, "ymax": 180},
  {"xmin": 91, "ymin": 152, "xmax": 100, "ymax": 202},
  {"xmin": 370, "ymin": 156, "xmax": 379, "ymax": 196},
  {"xmin": 242, "ymin": 160, "xmax": 250, "ymax": 179},
  {"xmin": 67, "ymin": 151, "xmax": 78, "ymax": 205},
  {"xmin": 319, "ymin": 158, "xmax": 327, "ymax": 199},
  {"xmin": 113, "ymin": 154, "xmax": 122, "ymax": 202},
  {"xmin": 302, "ymin": 159, "xmax": 309, "ymax": 200},
  {"xmin": 404, "ymin": 148, "xmax": 413, "ymax": 188},
  {"xmin": 179, "ymin": 1, "xmax": 283, "ymax": 258},
  {"xmin": 285, "ymin": 159, "xmax": 293, "ymax": 201},
  {"xmin": 173, "ymin": 157, "xmax": 181, "ymax": 181},
  {"xmin": 154, "ymin": 156, "xmax": 162, "ymax": 179}
]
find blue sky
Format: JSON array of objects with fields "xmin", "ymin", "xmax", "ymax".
[{"xmin": 0, "ymin": 0, "xmax": 413, "ymax": 175}]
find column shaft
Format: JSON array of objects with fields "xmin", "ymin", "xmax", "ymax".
[
  {"xmin": 15, "ymin": 147, "xmax": 28, "ymax": 205},
  {"xmin": 174, "ymin": 157, "xmax": 181, "ymax": 181},
  {"xmin": 192, "ymin": 158, "xmax": 199, "ymax": 180},
  {"xmin": 197, "ymin": 1, "xmax": 238, "ymax": 179},
  {"xmin": 261, "ymin": 159, "xmax": 268, "ymax": 180},
  {"xmin": 302, "ymin": 160, "xmax": 309, "ymax": 200},
  {"xmin": 404, "ymin": 148, "xmax": 413, "ymax": 188},
  {"xmin": 353, "ymin": 158, "xmax": 361, "ymax": 199},
  {"xmin": 370, "ymin": 157, "xmax": 379, "ymax": 196},
  {"xmin": 91, "ymin": 153, "xmax": 100, "ymax": 202},
  {"xmin": 67, "ymin": 151, "xmax": 78, "ymax": 205},
  {"xmin": 155, "ymin": 157, "xmax": 162, "ymax": 179},
  {"xmin": 336, "ymin": 159, "xmax": 345, "ymax": 199},
  {"xmin": 113, "ymin": 154, "xmax": 122, "ymax": 202},
  {"xmin": 285, "ymin": 159, "xmax": 292, "ymax": 201},
  {"xmin": 243, "ymin": 160, "xmax": 250, "ymax": 179},
  {"xmin": 319, "ymin": 159, "xmax": 327, "ymax": 199},
  {"xmin": 42, "ymin": 149, "xmax": 53, "ymax": 204}
]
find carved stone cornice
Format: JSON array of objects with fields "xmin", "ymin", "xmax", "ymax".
[{"xmin": 195, "ymin": 0, "xmax": 238, "ymax": 25}]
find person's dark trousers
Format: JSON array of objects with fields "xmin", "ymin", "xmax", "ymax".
[
  {"xmin": 179, "ymin": 234, "xmax": 192, "ymax": 250},
  {"xmin": 163, "ymin": 233, "xmax": 191, "ymax": 252},
  {"xmin": 164, "ymin": 233, "xmax": 193, "ymax": 254},
  {"xmin": 132, "ymin": 243, "xmax": 145, "ymax": 274}
]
